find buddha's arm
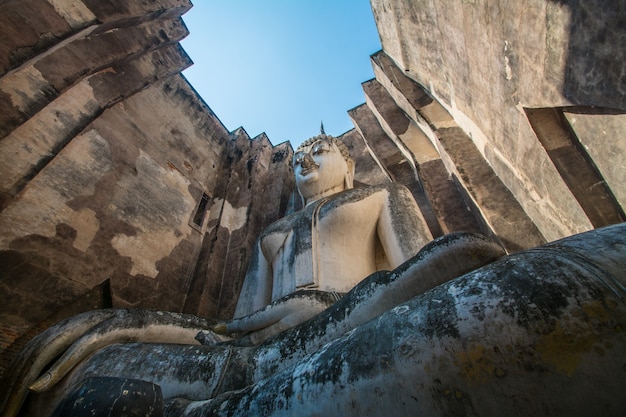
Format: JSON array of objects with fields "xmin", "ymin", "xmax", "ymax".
[
  {"xmin": 377, "ymin": 184, "xmax": 433, "ymax": 268},
  {"xmin": 233, "ymin": 239, "xmax": 273, "ymax": 318}
]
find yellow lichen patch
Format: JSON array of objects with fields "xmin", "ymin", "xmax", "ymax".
[
  {"xmin": 534, "ymin": 324, "xmax": 596, "ymax": 376},
  {"xmin": 455, "ymin": 344, "xmax": 497, "ymax": 383},
  {"xmin": 582, "ymin": 299, "xmax": 615, "ymax": 322},
  {"xmin": 534, "ymin": 301, "xmax": 616, "ymax": 377}
]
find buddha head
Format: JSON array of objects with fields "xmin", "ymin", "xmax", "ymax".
[{"xmin": 293, "ymin": 134, "xmax": 355, "ymax": 205}]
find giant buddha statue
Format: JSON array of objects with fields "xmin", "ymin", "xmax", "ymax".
[
  {"xmin": 2, "ymin": 134, "xmax": 625, "ymax": 417},
  {"xmin": 224, "ymin": 134, "xmax": 434, "ymax": 342}
]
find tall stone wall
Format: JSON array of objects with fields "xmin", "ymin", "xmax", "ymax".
[
  {"xmin": 369, "ymin": 0, "xmax": 625, "ymax": 242},
  {"xmin": 183, "ymin": 130, "xmax": 298, "ymax": 320},
  {"xmin": 1, "ymin": 0, "xmax": 624, "ymax": 383},
  {"xmin": 0, "ymin": 0, "xmax": 298, "ymax": 376}
]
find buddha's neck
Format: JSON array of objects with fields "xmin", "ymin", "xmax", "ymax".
[{"xmin": 304, "ymin": 184, "xmax": 345, "ymax": 207}]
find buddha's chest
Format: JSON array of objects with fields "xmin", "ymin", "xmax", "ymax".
[
  {"xmin": 262, "ymin": 194, "xmax": 383, "ymax": 298},
  {"xmin": 262, "ymin": 196, "xmax": 381, "ymax": 259}
]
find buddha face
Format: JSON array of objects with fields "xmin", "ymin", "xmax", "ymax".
[{"xmin": 293, "ymin": 138, "xmax": 352, "ymax": 203}]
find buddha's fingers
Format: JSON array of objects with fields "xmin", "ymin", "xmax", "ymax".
[
  {"xmin": 218, "ymin": 291, "xmax": 337, "ymax": 336},
  {"xmin": 28, "ymin": 310, "xmax": 216, "ymax": 393},
  {"xmin": 1, "ymin": 309, "xmax": 116, "ymax": 417}
]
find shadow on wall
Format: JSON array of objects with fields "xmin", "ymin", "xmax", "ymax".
[{"xmin": 554, "ymin": 0, "xmax": 626, "ymax": 110}]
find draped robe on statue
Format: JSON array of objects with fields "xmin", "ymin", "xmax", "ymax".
[{"xmin": 235, "ymin": 183, "xmax": 432, "ymax": 317}]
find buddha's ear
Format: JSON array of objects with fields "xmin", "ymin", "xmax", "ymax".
[
  {"xmin": 344, "ymin": 158, "xmax": 355, "ymax": 190},
  {"xmin": 296, "ymin": 187, "xmax": 305, "ymax": 207}
]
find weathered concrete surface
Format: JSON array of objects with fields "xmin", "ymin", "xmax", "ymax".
[
  {"xmin": 170, "ymin": 224, "xmax": 626, "ymax": 416},
  {"xmin": 0, "ymin": 14, "xmax": 190, "ymax": 140},
  {"xmin": 563, "ymin": 110, "xmax": 626, "ymax": 209},
  {"xmin": 338, "ymin": 128, "xmax": 389, "ymax": 187},
  {"xmin": 0, "ymin": 43, "xmax": 193, "ymax": 208},
  {"xmin": 349, "ymin": 103, "xmax": 442, "ymax": 238},
  {"xmin": 0, "ymin": 0, "xmax": 191, "ymax": 78},
  {"xmin": 361, "ymin": 75, "xmax": 483, "ymax": 235},
  {"xmin": 370, "ymin": 0, "xmax": 624, "ymax": 241},
  {"xmin": 526, "ymin": 107, "xmax": 625, "ymax": 228},
  {"xmin": 0, "ymin": 0, "xmax": 93, "ymax": 76},
  {"xmin": 52, "ymin": 377, "xmax": 164, "ymax": 417},
  {"xmin": 437, "ymin": 126, "xmax": 546, "ymax": 252},
  {"xmin": 185, "ymin": 129, "xmax": 297, "ymax": 320},
  {"xmin": 369, "ymin": 49, "xmax": 547, "ymax": 252},
  {"xmin": 17, "ymin": 225, "xmax": 621, "ymax": 417},
  {"xmin": 0, "ymin": 74, "xmax": 226, "ymax": 374},
  {"xmin": 1, "ymin": 0, "xmax": 625, "ymax": 411},
  {"xmin": 4, "ymin": 232, "xmax": 504, "ymax": 416}
]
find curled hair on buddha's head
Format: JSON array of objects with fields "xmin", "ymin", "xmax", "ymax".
[{"xmin": 296, "ymin": 134, "xmax": 351, "ymax": 163}]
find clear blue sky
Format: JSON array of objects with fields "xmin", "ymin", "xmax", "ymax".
[{"xmin": 180, "ymin": 1, "xmax": 381, "ymax": 147}]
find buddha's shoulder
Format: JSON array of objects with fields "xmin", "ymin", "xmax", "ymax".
[
  {"xmin": 258, "ymin": 210, "xmax": 302, "ymax": 238},
  {"xmin": 258, "ymin": 184, "xmax": 411, "ymax": 238},
  {"xmin": 314, "ymin": 183, "xmax": 408, "ymax": 217},
  {"xmin": 336, "ymin": 182, "xmax": 410, "ymax": 203}
]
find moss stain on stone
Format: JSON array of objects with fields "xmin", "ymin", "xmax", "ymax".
[{"xmin": 534, "ymin": 299, "xmax": 623, "ymax": 377}]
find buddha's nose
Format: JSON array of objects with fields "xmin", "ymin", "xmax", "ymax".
[{"xmin": 301, "ymin": 153, "xmax": 317, "ymax": 168}]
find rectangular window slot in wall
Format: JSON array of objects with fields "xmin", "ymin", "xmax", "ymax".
[{"xmin": 192, "ymin": 193, "xmax": 210, "ymax": 228}]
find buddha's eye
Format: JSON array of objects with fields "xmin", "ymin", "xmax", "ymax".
[
  {"xmin": 293, "ymin": 152, "xmax": 305, "ymax": 166},
  {"xmin": 311, "ymin": 140, "xmax": 331, "ymax": 155}
]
